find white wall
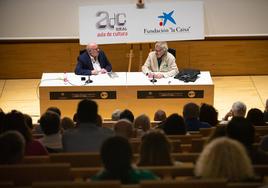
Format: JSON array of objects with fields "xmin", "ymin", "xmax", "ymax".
[{"xmin": 0, "ymin": 0, "xmax": 267, "ymax": 39}]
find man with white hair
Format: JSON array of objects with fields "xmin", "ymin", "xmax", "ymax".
[
  {"xmin": 220, "ymin": 101, "xmax": 247, "ymax": 125},
  {"xmin": 142, "ymin": 41, "xmax": 178, "ymax": 78},
  {"xmin": 75, "ymin": 42, "xmax": 112, "ymax": 75}
]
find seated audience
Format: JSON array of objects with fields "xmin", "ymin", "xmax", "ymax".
[
  {"xmin": 3, "ymin": 110, "xmax": 48, "ymax": 156},
  {"xmin": 153, "ymin": 109, "xmax": 167, "ymax": 122},
  {"xmin": 137, "ymin": 130, "xmax": 177, "ymax": 166},
  {"xmin": 46, "ymin": 106, "xmax": 61, "ymax": 117},
  {"xmin": 119, "ymin": 109, "xmax": 134, "ymax": 123},
  {"xmin": 246, "ymin": 108, "xmax": 267, "ymax": 126},
  {"xmin": 33, "ymin": 106, "xmax": 62, "ymax": 134},
  {"xmin": 221, "ymin": 101, "xmax": 247, "ymax": 124},
  {"xmin": 134, "ymin": 114, "xmax": 151, "ymax": 137},
  {"xmin": 226, "ymin": 117, "xmax": 268, "ymax": 164},
  {"xmin": 199, "ymin": 103, "xmax": 219, "ymax": 127},
  {"xmin": 24, "ymin": 113, "xmax": 33, "ymax": 130},
  {"xmin": 0, "ymin": 131, "xmax": 25, "ymax": 164},
  {"xmin": 154, "ymin": 110, "xmax": 167, "ymax": 127},
  {"xmin": 39, "ymin": 111, "xmax": 63, "ymax": 153},
  {"xmin": 195, "ymin": 137, "xmax": 257, "ymax": 182},
  {"xmin": 61, "ymin": 117, "xmax": 76, "ymax": 130},
  {"xmin": 206, "ymin": 126, "xmax": 226, "ymax": 144},
  {"xmin": 62, "ymin": 99, "xmax": 114, "ymax": 152},
  {"xmin": 260, "ymin": 135, "xmax": 268, "ymax": 152},
  {"xmin": 0, "ymin": 108, "xmax": 5, "ymax": 133},
  {"xmin": 114, "ymin": 119, "xmax": 134, "ymax": 139},
  {"xmin": 159, "ymin": 113, "xmax": 186, "ymax": 135},
  {"xmin": 111, "ymin": 109, "xmax": 122, "ymax": 121},
  {"xmin": 92, "ymin": 136, "xmax": 158, "ymax": 184},
  {"xmin": 264, "ymin": 99, "xmax": 268, "ymax": 122},
  {"xmin": 183, "ymin": 102, "xmax": 211, "ymax": 131},
  {"xmin": 96, "ymin": 114, "xmax": 103, "ymax": 127}
]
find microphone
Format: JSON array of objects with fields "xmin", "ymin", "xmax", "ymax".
[
  {"xmin": 85, "ymin": 75, "xmax": 93, "ymax": 84},
  {"xmin": 150, "ymin": 74, "xmax": 157, "ymax": 83}
]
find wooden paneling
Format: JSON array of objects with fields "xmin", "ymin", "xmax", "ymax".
[
  {"xmin": 0, "ymin": 38, "xmax": 268, "ymax": 78},
  {"xmin": 189, "ymin": 40, "xmax": 268, "ymax": 75}
]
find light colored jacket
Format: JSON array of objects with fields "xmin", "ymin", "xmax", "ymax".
[{"xmin": 142, "ymin": 51, "xmax": 178, "ymax": 78}]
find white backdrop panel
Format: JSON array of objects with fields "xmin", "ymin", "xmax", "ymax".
[{"xmin": 79, "ymin": 2, "xmax": 204, "ymax": 44}]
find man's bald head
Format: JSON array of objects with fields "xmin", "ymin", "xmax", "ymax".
[{"xmin": 86, "ymin": 43, "xmax": 99, "ymax": 58}]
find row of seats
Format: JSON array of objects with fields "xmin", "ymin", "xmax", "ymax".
[
  {"xmin": 22, "ymin": 152, "xmax": 200, "ymax": 167},
  {"xmin": 0, "ymin": 163, "xmax": 267, "ymax": 186}
]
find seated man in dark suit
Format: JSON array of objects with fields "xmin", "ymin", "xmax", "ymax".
[
  {"xmin": 183, "ymin": 102, "xmax": 211, "ymax": 131},
  {"xmin": 75, "ymin": 42, "xmax": 112, "ymax": 75}
]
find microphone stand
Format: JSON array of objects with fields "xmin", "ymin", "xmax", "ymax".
[
  {"xmin": 85, "ymin": 75, "xmax": 93, "ymax": 84},
  {"xmin": 150, "ymin": 75, "xmax": 157, "ymax": 83}
]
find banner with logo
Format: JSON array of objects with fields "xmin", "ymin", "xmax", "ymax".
[{"xmin": 79, "ymin": 2, "xmax": 204, "ymax": 44}]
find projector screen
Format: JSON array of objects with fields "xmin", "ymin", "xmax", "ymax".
[{"xmin": 0, "ymin": 0, "xmax": 267, "ymax": 39}]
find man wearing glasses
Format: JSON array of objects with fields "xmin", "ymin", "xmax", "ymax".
[
  {"xmin": 75, "ymin": 43, "xmax": 112, "ymax": 75},
  {"xmin": 142, "ymin": 41, "xmax": 178, "ymax": 79}
]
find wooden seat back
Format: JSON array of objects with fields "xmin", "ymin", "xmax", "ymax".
[
  {"xmin": 0, "ymin": 163, "xmax": 71, "ymax": 186},
  {"xmin": 32, "ymin": 181, "xmax": 121, "ymax": 188},
  {"xmin": 50, "ymin": 152, "xmax": 102, "ymax": 167},
  {"xmin": 140, "ymin": 179, "xmax": 227, "ymax": 188}
]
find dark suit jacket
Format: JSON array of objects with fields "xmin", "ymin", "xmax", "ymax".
[
  {"xmin": 185, "ymin": 118, "xmax": 211, "ymax": 131},
  {"xmin": 74, "ymin": 50, "xmax": 112, "ymax": 75}
]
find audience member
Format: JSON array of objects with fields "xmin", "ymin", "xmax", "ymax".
[
  {"xmin": 75, "ymin": 42, "xmax": 112, "ymax": 75},
  {"xmin": 137, "ymin": 130, "xmax": 175, "ymax": 166},
  {"xmin": 264, "ymin": 99, "xmax": 268, "ymax": 122},
  {"xmin": 96, "ymin": 114, "xmax": 103, "ymax": 127},
  {"xmin": 221, "ymin": 101, "xmax": 247, "ymax": 124},
  {"xmin": 160, "ymin": 113, "xmax": 186, "ymax": 135},
  {"xmin": 24, "ymin": 113, "xmax": 33, "ymax": 130},
  {"xmin": 246, "ymin": 108, "xmax": 267, "ymax": 126},
  {"xmin": 154, "ymin": 109, "xmax": 167, "ymax": 122},
  {"xmin": 46, "ymin": 106, "xmax": 61, "ymax": 117},
  {"xmin": 183, "ymin": 103, "xmax": 211, "ymax": 131},
  {"xmin": 260, "ymin": 135, "xmax": 268, "ymax": 152},
  {"xmin": 0, "ymin": 108, "xmax": 5, "ymax": 134},
  {"xmin": 61, "ymin": 117, "xmax": 76, "ymax": 130},
  {"xmin": 195, "ymin": 137, "xmax": 256, "ymax": 182},
  {"xmin": 111, "ymin": 109, "xmax": 121, "ymax": 121},
  {"xmin": 62, "ymin": 99, "xmax": 114, "ymax": 152},
  {"xmin": 119, "ymin": 109, "xmax": 134, "ymax": 123},
  {"xmin": 114, "ymin": 119, "xmax": 134, "ymax": 139},
  {"xmin": 39, "ymin": 111, "xmax": 63, "ymax": 153},
  {"xmin": 33, "ymin": 106, "xmax": 62, "ymax": 134},
  {"xmin": 142, "ymin": 41, "xmax": 178, "ymax": 78},
  {"xmin": 92, "ymin": 136, "xmax": 158, "ymax": 184},
  {"xmin": 199, "ymin": 103, "xmax": 219, "ymax": 127},
  {"xmin": 206, "ymin": 126, "xmax": 226, "ymax": 144},
  {"xmin": 134, "ymin": 114, "xmax": 151, "ymax": 137},
  {"xmin": 3, "ymin": 110, "xmax": 48, "ymax": 155},
  {"xmin": 0, "ymin": 131, "xmax": 25, "ymax": 164},
  {"xmin": 226, "ymin": 117, "xmax": 268, "ymax": 164}
]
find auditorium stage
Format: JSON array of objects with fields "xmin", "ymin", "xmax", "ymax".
[{"xmin": 0, "ymin": 75, "xmax": 267, "ymax": 123}]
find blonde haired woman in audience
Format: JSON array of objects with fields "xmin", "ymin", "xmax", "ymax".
[
  {"xmin": 134, "ymin": 114, "xmax": 151, "ymax": 137},
  {"xmin": 137, "ymin": 130, "xmax": 177, "ymax": 166},
  {"xmin": 195, "ymin": 137, "xmax": 257, "ymax": 182}
]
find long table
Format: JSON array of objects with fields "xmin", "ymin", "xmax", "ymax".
[{"xmin": 39, "ymin": 72, "xmax": 214, "ymax": 119}]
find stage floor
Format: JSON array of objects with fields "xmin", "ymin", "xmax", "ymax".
[{"xmin": 0, "ymin": 75, "xmax": 267, "ymax": 123}]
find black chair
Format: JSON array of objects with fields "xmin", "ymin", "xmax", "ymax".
[
  {"xmin": 167, "ymin": 48, "xmax": 176, "ymax": 58},
  {"xmin": 79, "ymin": 49, "xmax": 86, "ymax": 55}
]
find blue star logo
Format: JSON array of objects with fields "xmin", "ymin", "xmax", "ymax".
[{"xmin": 158, "ymin": 10, "xmax": 176, "ymax": 26}]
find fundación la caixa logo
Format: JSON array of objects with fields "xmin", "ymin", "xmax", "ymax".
[
  {"xmin": 95, "ymin": 11, "xmax": 128, "ymax": 37},
  {"xmin": 144, "ymin": 10, "xmax": 191, "ymax": 34}
]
